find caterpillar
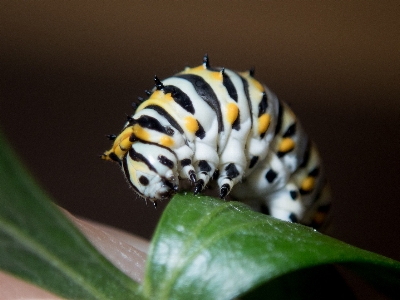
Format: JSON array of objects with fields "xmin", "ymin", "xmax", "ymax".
[{"xmin": 101, "ymin": 54, "xmax": 331, "ymax": 228}]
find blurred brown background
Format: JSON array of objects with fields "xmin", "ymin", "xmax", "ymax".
[{"xmin": 0, "ymin": 0, "xmax": 399, "ymax": 264}]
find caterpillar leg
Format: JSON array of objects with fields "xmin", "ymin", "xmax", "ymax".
[
  {"xmin": 217, "ymin": 136, "xmax": 248, "ymax": 198},
  {"xmin": 217, "ymin": 163, "xmax": 245, "ymax": 198},
  {"xmin": 299, "ymin": 183, "xmax": 332, "ymax": 229},
  {"xmin": 264, "ymin": 165, "xmax": 331, "ymax": 228},
  {"xmin": 288, "ymin": 143, "xmax": 332, "ymax": 227},
  {"xmin": 266, "ymin": 182, "xmax": 305, "ymax": 223},
  {"xmin": 193, "ymin": 159, "xmax": 217, "ymax": 194},
  {"xmin": 178, "ymin": 158, "xmax": 197, "ymax": 183},
  {"xmin": 191, "ymin": 141, "xmax": 219, "ymax": 194}
]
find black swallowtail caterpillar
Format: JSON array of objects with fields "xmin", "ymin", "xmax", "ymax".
[{"xmin": 102, "ymin": 54, "xmax": 331, "ymax": 228}]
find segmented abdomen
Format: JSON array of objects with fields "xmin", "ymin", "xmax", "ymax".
[{"xmin": 102, "ymin": 55, "xmax": 331, "ymax": 229}]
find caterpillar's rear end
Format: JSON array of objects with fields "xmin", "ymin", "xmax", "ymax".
[{"xmin": 102, "ymin": 54, "xmax": 331, "ymax": 230}]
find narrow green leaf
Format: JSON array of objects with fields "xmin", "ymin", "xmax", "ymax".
[
  {"xmin": 0, "ymin": 132, "xmax": 142, "ymax": 299},
  {"xmin": 144, "ymin": 193, "xmax": 400, "ymax": 300}
]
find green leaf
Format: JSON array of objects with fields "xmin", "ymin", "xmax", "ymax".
[
  {"xmin": 0, "ymin": 132, "xmax": 142, "ymax": 299},
  {"xmin": 2, "ymin": 124, "xmax": 400, "ymax": 300},
  {"xmin": 144, "ymin": 193, "xmax": 400, "ymax": 300}
]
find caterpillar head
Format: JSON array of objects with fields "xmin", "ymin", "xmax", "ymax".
[{"xmin": 122, "ymin": 142, "xmax": 179, "ymax": 204}]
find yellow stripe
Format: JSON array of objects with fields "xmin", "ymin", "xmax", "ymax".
[
  {"xmin": 131, "ymin": 160, "xmax": 150, "ymax": 173},
  {"xmin": 102, "ymin": 127, "xmax": 136, "ymax": 160},
  {"xmin": 211, "ymin": 71, "xmax": 223, "ymax": 81},
  {"xmin": 114, "ymin": 146, "xmax": 126, "ymax": 160},
  {"xmin": 226, "ymin": 103, "xmax": 239, "ymax": 124},
  {"xmin": 132, "ymin": 124, "xmax": 150, "ymax": 141},
  {"xmin": 136, "ymin": 92, "xmax": 173, "ymax": 113},
  {"xmin": 258, "ymin": 113, "xmax": 271, "ymax": 134},
  {"xmin": 119, "ymin": 137, "xmax": 132, "ymax": 151},
  {"xmin": 301, "ymin": 176, "xmax": 315, "ymax": 192},
  {"xmin": 188, "ymin": 65, "xmax": 207, "ymax": 72},
  {"xmin": 248, "ymin": 77, "xmax": 264, "ymax": 92},
  {"xmin": 160, "ymin": 135, "xmax": 174, "ymax": 147},
  {"xmin": 313, "ymin": 212, "xmax": 326, "ymax": 225},
  {"xmin": 184, "ymin": 116, "xmax": 199, "ymax": 133},
  {"xmin": 278, "ymin": 138, "xmax": 295, "ymax": 153}
]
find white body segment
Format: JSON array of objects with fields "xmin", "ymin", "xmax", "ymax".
[{"xmin": 102, "ymin": 56, "xmax": 331, "ymax": 228}]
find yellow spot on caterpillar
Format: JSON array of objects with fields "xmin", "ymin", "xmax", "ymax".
[
  {"xmin": 128, "ymin": 164, "xmax": 137, "ymax": 183},
  {"xmin": 150, "ymin": 90, "xmax": 173, "ymax": 102},
  {"xmin": 136, "ymin": 92, "xmax": 174, "ymax": 113},
  {"xmin": 164, "ymin": 93, "xmax": 174, "ymax": 102},
  {"xmin": 114, "ymin": 146, "xmax": 126, "ymax": 160},
  {"xmin": 239, "ymin": 72, "xmax": 264, "ymax": 93},
  {"xmin": 211, "ymin": 71, "xmax": 223, "ymax": 81},
  {"xmin": 131, "ymin": 160, "xmax": 150, "ymax": 173},
  {"xmin": 150, "ymin": 90, "xmax": 163, "ymax": 99},
  {"xmin": 119, "ymin": 137, "xmax": 132, "ymax": 151},
  {"xmin": 188, "ymin": 65, "xmax": 207, "ymax": 72},
  {"xmin": 226, "ymin": 103, "xmax": 239, "ymax": 124},
  {"xmin": 128, "ymin": 161, "xmax": 146, "ymax": 184},
  {"xmin": 160, "ymin": 135, "xmax": 174, "ymax": 147},
  {"xmin": 313, "ymin": 212, "xmax": 326, "ymax": 225},
  {"xmin": 102, "ymin": 127, "xmax": 137, "ymax": 161},
  {"xmin": 132, "ymin": 124, "xmax": 150, "ymax": 141},
  {"xmin": 279, "ymin": 138, "xmax": 295, "ymax": 153},
  {"xmin": 258, "ymin": 113, "xmax": 271, "ymax": 134},
  {"xmin": 185, "ymin": 116, "xmax": 199, "ymax": 133},
  {"xmin": 301, "ymin": 176, "xmax": 315, "ymax": 192},
  {"xmin": 246, "ymin": 77, "xmax": 263, "ymax": 92}
]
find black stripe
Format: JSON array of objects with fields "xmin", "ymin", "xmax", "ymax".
[
  {"xmin": 222, "ymin": 72, "xmax": 238, "ymax": 102},
  {"xmin": 277, "ymin": 149, "xmax": 292, "ymax": 158},
  {"xmin": 290, "ymin": 190, "xmax": 298, "ymax": 200},
  {"xmin": 136, "ymin": 115, "xmax": 174, "ymax": 136},
  {"xmin": 258, "ymin": 92, "xmax": 268, "ymax": 117},
  {"xmin": 175, "ymin": 74, "xmax": 224, "ymax": 132},
  {"xmin": 108, "ymin": 152, "xmax": 121, "ymax": 165},
  {"xmin": 180, "ymin": 159, "xmax": 191, "ymax": 167},
  {"xmin": 309, "ymin": 167, "xmax": 319, "ymax": 177},
  {"xmin": 198, "ymin": 160, "xmax": 211, "ymax": 172},
  {"xmin": 299, "ymin": 188, "xmax": 312, "ymax": 195},
  {"xmin": 282, "ymin": 123, "xmax": 296, "ymax": 138},
  {"xmin": 317, "ymin": 203, "xmax": 331, "ymax": 213},
  {"xmin": 260, "ymin": 131, "xmax": 267, "ymax": 139},
  {"xmin": 249, "ymin": 156, "xmax": 259, "ymax": 169},
  {"xmin": 265, "ymin": 169, "xmax": 277, "ymax": 183},
  {"xmin": 158, "ymin": 155, "xmax": 174, "ymax": 169},
  {"xmin": 274, "ymin": 101, "xmax": 283, "ymax": 135},
  {"xmin": 299, "ymin": 141, "xmax": 311, "ymax": 168},
  {"xmin": 128, "ymin": 148, "xmax": 157, "ymax": 172},
  {"xmin": 132, "ymin": 139, "xmax": 177, "ymax": 156},
  {"xmin": 310, "ymin": 179, "xmax": 327, "ymax": 205},
  {"xmin": 260, "ymin": 96, "xmax": 269, "ymax": 139},
  {"xmin": 289, "ymin": 213, "xmax": 298, "ymax": 223},
  {"xmin": 196, "ymin": 120, "xmax": 206, "ymax": 139},
  {"xmin": 239, "ymin": 76, "xmax": 253, "ymax": 127},
  {"xmin": 164, "ymin": 85, "xmax": 195, "ymax": 114},
  {"xmin": 145, "ymin": 105, "xmax": 184, "ymax": 134},
  {"xmin": 232, "ymin": 109, "xmax": 240, "ymax": 131},
  {"xmin": 225, "ymin": 163, "xmax": 239, "ymax": 179}
]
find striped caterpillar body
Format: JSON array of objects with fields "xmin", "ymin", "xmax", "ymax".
[{"xmin": 102, "ymin": 55, "xmax": 331, "ymax": 228}]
